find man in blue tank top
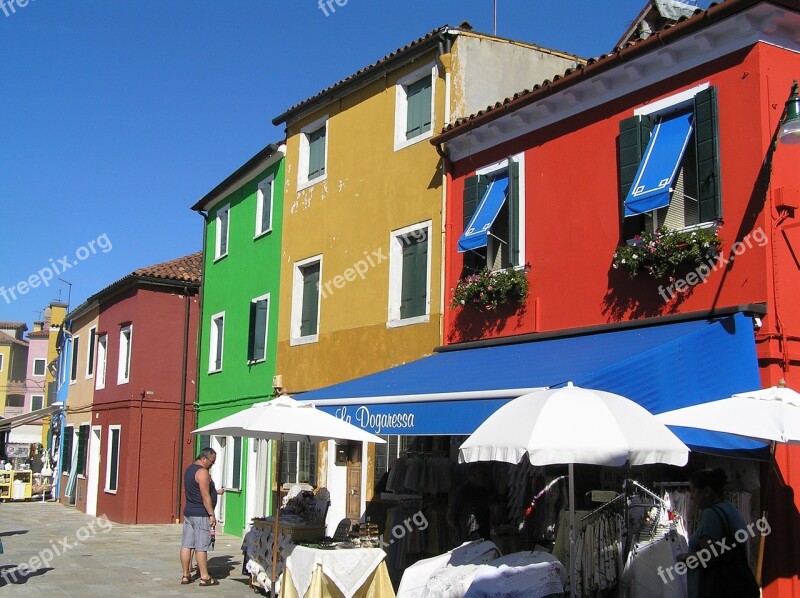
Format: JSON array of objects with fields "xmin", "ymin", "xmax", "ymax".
[{"xmin": 180, "ymin": 448, "xmax": 220, "ymax": 586}]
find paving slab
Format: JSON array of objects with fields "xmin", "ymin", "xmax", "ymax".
[{"xmin": 0, "ymin": 501, "xmax": 261, "ymax": 597}]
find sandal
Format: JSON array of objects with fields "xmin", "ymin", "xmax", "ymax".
[
  {"xmin": 199, "ymin": 577, "xmax": 219, "ymax": 586},
  {"xmin": 180, "ymin": 575, "xmax": 193, "ymax": 585}
]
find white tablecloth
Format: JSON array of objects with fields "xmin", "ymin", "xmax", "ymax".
[
  {"xmin": 285, "ymin": 546, "xmax": 387, "ymax": 598},
  {"xmin": 397, "ymin": 541, "xmax": 500, "ymax": 598},
  {"xmin": 463, "ymin": 552, "xmax": 566, "ymax": 598}
]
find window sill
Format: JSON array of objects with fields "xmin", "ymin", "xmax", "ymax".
[
  {"xmin": 386, "ymin": 314, "xmax": 430, "ymax": 329},
  {"xmin": 104, "ymin": 489, "xmax": 117, "ymax": 495},
  {"xmin": 297, "ymin": 175, "xmax": 327, "ymax": 193},
  {"xmin": 290, "ymin": 334, "xmax": 319, "ymax": 347},
  {"xmin": 117, "ymin": 379, "xmax": 129, "ymax": 385},
  {"xmin": 247, "ymin": 358, "xmax": 266, "ymax": 365},
  {"xmin": 254, "ymin": 229, "xmax": 272, "ymax": 241},
  {"xmin": 207, "ymin": 368, "xmax": 222, "ymax": 375},
  {"xmin": 213, "ymin": 253, "xmax": 228, "ymax": 264},
  {"xmin": 394, "ymin": 129, "xmax": 433, "ymax": 152},
  {"xmin": 625, "ymin": 220, "xmax": 719, "ymax": 245}
]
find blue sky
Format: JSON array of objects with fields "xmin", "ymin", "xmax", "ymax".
[{"xmin": 0, "ymin": 0, "xmax": 706, "ymax": 326}]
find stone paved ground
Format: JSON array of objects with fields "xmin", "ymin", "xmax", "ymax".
[{"xmin": 0, "ymin": 500, "xmax": 262, "ymax": 597}]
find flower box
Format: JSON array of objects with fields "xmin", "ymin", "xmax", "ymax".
[{"xmin": 450, "ymin": 267, "xmax": 529, "ymax": 311}]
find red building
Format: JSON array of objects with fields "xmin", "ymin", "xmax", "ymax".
[
  {"xmin": 91, "ymin": 253, "xmax": 201, "ymax": 524},
  {"xmin": 436, "ymin": 0, "xmax": 800, "ymax": 594}
]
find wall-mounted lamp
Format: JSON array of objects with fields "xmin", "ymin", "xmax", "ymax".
[{"xmin": 779, "ymin": 80, "xmax": 800, "ymax": 145}]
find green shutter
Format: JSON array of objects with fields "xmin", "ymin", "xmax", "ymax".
[
  {"xmin": 507, "ymin": 159, "xmax": 521, "ymax": 267},
  {"xmin": 400, "ymin": 235, "xmax": 428, "ymax": 319},
  {"xmin": 254, "ymin": 299, "xmax": 268, "ymax": 361},
  {"xmin": 694, "ymin": 86, "xmax": 721, "ymax": 223},
  {"xmin": 300, "ymin": 264, "xmax": 320, "ymax": 337},
  {"xmin": 463, "ymin": 175, "xmax": 489, "ymax": 273},
  {"xmin": 619, "ymin": 115, "xmax": 651, "ymax": 240},
  {"xmin": 406, "ymin": 76, "xmax": 432, "ymax": 139},
  {"xmin": 63, "ymin": 427, "xmax": 74, "ymax": 472},
  {"xmin": 77, "ymin": 425, "xmax": 89, "ymax": 476},
  {"xmin": 261, "ymin": 181, "xmax": 272, "ymax": 232},
  {"xmin": 308, "ymin": 127, "xmax": 326, "ymax": 179},
  {"xmin": 247, "ymin": 301, "xmax": 257, "ymax": 361}
]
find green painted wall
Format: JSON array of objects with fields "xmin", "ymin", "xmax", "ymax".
[{"xmin": 197, "ymin": 157, "xmax": 284, "ymax": 537}]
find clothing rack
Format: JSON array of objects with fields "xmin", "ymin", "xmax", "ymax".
[
  {"xmin": 581, "ymin": 492, "xmax": 626, "ymax": 522},
  {"xmin": 654, "ymin": 481, "xmax": 691, "ymax": 488},
  {"xmin": 625, "ymin": 479, "xmax": 668, "ymax": 508}
]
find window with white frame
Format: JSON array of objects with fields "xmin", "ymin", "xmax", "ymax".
[
  {"xmin": 0, "ymin": 353, "xmax": 4, "ymax": 372},
  {"xmin": 290, "ymin": 256, "xmax": 322, "ymax": 345},
  {"xmin": 31, "ymin": 395, "xmax": 44, "ymax": 411},
  {"xmin": 620, "ymin": 83, "xmax": 721, "ymax": 240},
  {"xmin": 70, "ymin": 334, "xmax": 80, "ymax": 384},
  {"xmin": 86, "ymin": 326, "xmax": 96, "ymax": 378},
  {"xmin": 394, "ymin": 64, "xmax": 435, "ymax": 151},
  {"xmin": 33, "ymin": 358, "xmax": 46, "ymax": 377},
  {"xmin": 280, "ymin": 440, "xmax": 317, "ymax": 486},
  {"xmin": 255, "ymin": 176, "xmax": 274, "ymax": 237},
  {"xmin": 105, "ymin": 425, "xmax": 120, "ymax": 493},
  {"xmin": 215, "ymin": 204, "xmax": 230, "ymax": 260},
  {"xmin": 117, "ymin": 325, "xmax": 132, "ymax": 385},
  {"xmin": 458, "ymin": 154, "xmax": 525, "ymax": 274},
  {"xmin": 96, "ymin": 334, "xmax": 107, "ymax": 390},
  {"xmin": 297, "ymin": 116, "xmax": 328, "ymax": 190},
  {"xmin": 62, "ymin": 425, "xmax": 74, "ymax": 473},
  {"xmin": 388, "ymin": 222, "xmax": 431, "ymax": 326},
  {"xmin": 248, "ymin": 294, "xmax": 269, "ymax": 363},
  {"xmin": 209, "ymin": 312, "xmax": 225, "ymax": 372},
  {"xmin": 222, "ymin": 436, "xmax": 242, "ymax": 491}
]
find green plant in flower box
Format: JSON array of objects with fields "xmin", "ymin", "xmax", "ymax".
[
  {"xmin": 450, "ymin": 267, "xmax": 529, "ymax": 311},
  {"xmin": 612, "ymin": 226, "xmax": 722, "ymax": 279}
]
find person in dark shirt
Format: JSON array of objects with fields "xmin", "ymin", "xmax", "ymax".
[{"xmin": 180, "ymin": 448, "xmax": 220, "ymax": 586}]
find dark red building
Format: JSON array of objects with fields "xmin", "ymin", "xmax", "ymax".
[
  {"xmin": 90, "ymin": 253, "xmax": 201, "ymax": 524},
  {"xmin": 436, "ymin": 1, "xmax": 800, "ymax": 595}
]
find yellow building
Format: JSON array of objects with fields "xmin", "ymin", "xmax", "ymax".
[
  {"xmin": 273, "ymin": 26, "xmax": 581, "ymax": 393},
  {"xmin": 0, "ymin": 322, "xmax": 29, "ymax": 417},
  {"xmin": 272, "ymin": 26, "xmax": 581, "ymax": 526}
]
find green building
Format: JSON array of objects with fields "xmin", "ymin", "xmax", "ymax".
[{"xmin": 191, "ymin": 143, "xmax": 285, "ymax": 537}]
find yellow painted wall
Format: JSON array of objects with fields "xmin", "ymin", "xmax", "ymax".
[
  {"xmin": 64, "ymin": 308, "xmax": 99, "ymax": 429},
  {"xmin": 277, "ymin": 48, "xmax": 444, "ymax": 393},
  {"xmin": 0, "ymin": 345, "xmax": 10, "ymax": 416}
]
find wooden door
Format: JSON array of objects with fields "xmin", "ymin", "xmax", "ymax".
[{"xmin": 346, "ymin": 442, "xmax": 362, "ymax": 522}]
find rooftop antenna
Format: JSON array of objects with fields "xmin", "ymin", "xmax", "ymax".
[
  {"xmin": 493, "ymin": 0, "xmax": 497, "ymax": 35},
  {"xmin": 58, "ymin": 278, "xmax": 72, "ymax": 309}
]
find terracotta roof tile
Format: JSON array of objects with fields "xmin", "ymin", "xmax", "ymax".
[
  {"xmin": 26, "ymin": 329, "xmax": 50, "ymax": 340},
  {"xmin": 0, "ymin": 322, "xmax": 27, "ymax": 330},
  {"xmin": 132, "ymin": 251, "xmax": 203, "ymax": 283},
  {"xmin": 0, "ymin": 330, "xmax": 28, "ymax": 346}
]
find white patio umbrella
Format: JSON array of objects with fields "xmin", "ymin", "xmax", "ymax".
[
  {"xmin": 656, "ymin": 385, "xmax": 800, "ymax": 445},
  {"xmin": 193, "ymin": 396, "xmax": 386, "ymax": 596},
  {"xmin": 459, "ymin": 382, "xmax": 690, "ymax": 598}
]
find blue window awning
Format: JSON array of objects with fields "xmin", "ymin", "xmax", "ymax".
[
  {"xmin": 300, "ymin": 313, "xmax": 766, "ymax": 454},
  {"xmin": 624, "ymin": 111, "xmax": 694, "ymax": 217},
  {"xmin": 458, "ymin": 176, "xmax": 508, "ymax": 252}
]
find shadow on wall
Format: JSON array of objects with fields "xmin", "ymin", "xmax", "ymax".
[{"xmin": 447, "ymin": 301, "xmax": 529, "ymax": 344}]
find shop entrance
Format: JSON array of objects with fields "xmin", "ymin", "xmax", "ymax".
[{"xmin": 346, "ymin": 441, "xmax": 362, "ymax": 522}]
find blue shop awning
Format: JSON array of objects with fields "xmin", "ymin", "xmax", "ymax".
[
  {"xmin": 624, "ymin": 111, "xmax": 694, "ymax": 217},
  {"xmin": 301, "ymin": 313, "xmax": 766, "ymax": 454},
  {"xmin": 458, "ymin": 176, "xmax": 508, "ymax": 252}
]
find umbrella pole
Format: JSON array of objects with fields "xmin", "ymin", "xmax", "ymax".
[
  {"xmin": 271, "ymin": 434, "xmax": 284, "ymax": 598},
  {"xmin": 568, "ymin": 463, "xmax": 576, "ymax": 598},
  {"xmin": 756, "ymin": 441, "xmax": 777, "ymax": 586}
]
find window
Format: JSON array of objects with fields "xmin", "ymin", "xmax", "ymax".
[
  {"xmin": 620, "ymin": 84, "xmax": 720, "ymax": 240},
  {"xmin": 117, "ymin": 325, "xmax": 132, "ymax": 384},
  {"xmin": 77, "ymin": 424, "xmax": 89, "ymax": 476},
  {"xmin": 255, "ymin": 176, "xmax": 274, "ymax": 237},
  {"xmin": 291, "ymin": 257, "xmax": 322, "ymax": 345},
  {"xmin": 215, "ymin": 204, "xmax": 230, "ymax": 260},
  {"xmin": 388, "ymin": 222, "xmax": 431, "ymax": 326},
  {"xmin": 6, "ymin": 395, "xmax": 24, "ymax": 407},
  {"xmin": 70, "ymin": 335, "xmax": 80, "ymax": 384},
  {"xmin": 62, "ymin": 425, "xmax": 74, "ymax": 473},
  {"xmin": 281, "ymin": 440, "xmax": 317, "ymax": 486},
  {"xmin": 222, "ymin": 436, "xmax": 242, "ymax": 491},
  {"xmin": 31, "ymin": 395, "xmax": 44, "ymax": 411},
  {"xmin": 33, "ymin": 358, "xmax": 46, "ymax": 377},
  {"xmin": 394, "ymin": 64, "xmax": 435, "ymax": 151},
  {"xmin": 374, "ymin": 435, "xmax": 413, "ymax": 488},
  {"xmin": 459, "ymin": 154, "xmax": 525, "ymax": 274},
  {"xmin": 298, "ymin": 116, "xmax": 328, "ymax": 190},
  {"xmin": 248, "ymin": 294, "xmax": 270, "ymax": 363},
  {"xmin": 86, "ymin": 326, "xmax": 96, "ymax": 378},
  {"xmin": 0, "ymin": 353, "xmax": 4, "ymax": 372},
  {"xmin": 105, "ymin": 426, "xmax": 120, "ymax": 493},
  {"xmin": 96, "ymin": 334, "xmax": 107, "ymax": 389},
  {"xmin": 209, "ymin": 312, "xmax": 225, "ymax": 372}
]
